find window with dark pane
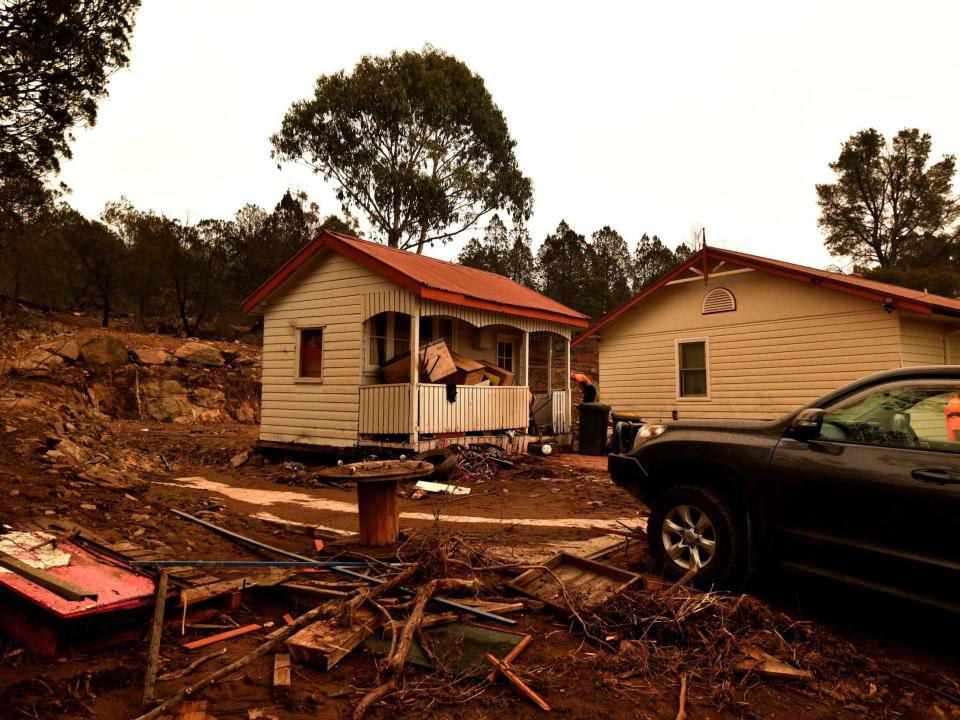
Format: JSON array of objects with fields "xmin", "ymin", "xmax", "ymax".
[
  {"xmin": 496, "ymin": 340, "xmax": 514, "ymax": 372},
  {"xmin": 679, "ymin": 341, "xmax": 707, "ymax": 397},
  {"xmin": 299, "ymin": 328, "xmax": 324, "ymax": 378},
  {"xmin": 419, "ymin": 315, "xmax": 434, "ymax": 344},
  {"xmin": 393, "ymin": 314, "xmax": 410, "ymax": 359},
  {"xmin": 369, "ymin": 313, "xmax": 388, "ymax": 366},
  {"xmin": 438, "ymin": 318, "xmax": 454, "ymax": 348}
]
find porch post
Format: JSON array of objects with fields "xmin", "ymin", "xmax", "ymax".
[
  {"xmin": 522, "ymin": 331, "xmax": 530, "ymax": 386},
  {"xmin": 565, "ymin": 335, "xmax": 572, "ymax": 431},
  {"xmin": 410, "ymin": 306, "xmax": 419, "ymax": 447},
  {"xmin": 546, "ymin": 337, "xmax": 553, "ymax": 394}
]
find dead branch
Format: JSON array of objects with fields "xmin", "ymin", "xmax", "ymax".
[
  {"xmin": 156, "ymin": 648, "xmax": 226, "ymax": 682},
  {"xmin": 133, "ymin": 565, "xmax": 417, "ymax": 720},
  {"xmin": 676, "ymin": 672, "xmax": 688, "ymax": 720},
  {"xmin": 353, "ymin": 577, "xmax": 479, "ymax": 720}
]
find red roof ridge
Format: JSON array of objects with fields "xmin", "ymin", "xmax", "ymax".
[
  {"xmin": 242, "ymin": 230, "xmax": 588, "ymax": 327},
  {"xmin": 572, "ymin": 245, "xmax": 960, "ymax": 346}
]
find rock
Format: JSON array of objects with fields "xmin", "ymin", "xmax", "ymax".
[
  {"xmin": 130, "ymin": 346, "xmax": 170, "ymax": 365},
  {"xmin": 230, "ymin": 450, "xmax": 250, "ymax": 468},
  {"xmin": 80, "ymin": 503, "xmax": 97, "ymax": 511},
  {"xmin": 9, "ymin": 489, "xmax": 19, "ymax": 497},
  {"xmin": 232, "ymin": 400, "xmax": 257, "ymax": 423},
  {"xmin": 52, "ymin": 438, "xmax": 93, "ymax": 466},
  {"xmin": 79, "ymin": 335, "xmax": 129, "ymax": 365},
  {"xmin": 191, "ymin": 387, "xmax": 226, "ymax": 409},
  {"xmin": 78, "ymin": 464, "xmax": 147, "ymax": 492},
  {"xmin": 175, "ymin": 342, "xmax": 225, "ymax": 367},
  {"xmin": 142, "ymin": 381, "xmax": 195, "ymax": 422},
  {"xmin": 195, "ymin": 408, "xmax": 230, "ymax": 423},
  {"xmin": 41, "ymin": 337, "xmax": 80, "ymax": 362},
  {"xmin": 10, "ymin": 349, "xmax": 63, "ymax": 376}
]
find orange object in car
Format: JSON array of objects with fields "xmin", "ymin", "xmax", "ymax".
[{"xmin": 945, "ymin": 394, "xmax": 960, "ymax": 441}]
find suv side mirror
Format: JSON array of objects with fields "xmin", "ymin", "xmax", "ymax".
[{"xmin": 790, "ymin": 408, "xmax": 825, "ymax": 440}]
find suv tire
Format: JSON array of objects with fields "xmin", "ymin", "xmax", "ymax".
[{"xmin": 648, "ymin": 484, "xmax": 741, "ymax": 586}]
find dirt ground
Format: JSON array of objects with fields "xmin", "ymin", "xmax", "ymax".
[{"xmin": 1, "ymin": 315, "xmax": 959, "ymax": 720}]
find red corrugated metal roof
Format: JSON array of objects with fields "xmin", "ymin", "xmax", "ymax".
[
  {"xmin": 573, "ymin": 246, "xmax": 960, "ymax": 345},
  {"xmin": 242, "ymin": 230, "xmax": 589, "ymax": 327}
]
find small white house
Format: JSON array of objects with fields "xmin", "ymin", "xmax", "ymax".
[{"xmin": 243, "ymin": 231, "xmax": 589, "ymax": 452}]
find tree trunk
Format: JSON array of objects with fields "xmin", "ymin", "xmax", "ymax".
[{"xmin": 101, "ymin": 285, "xmax": 110, "ymax": 328}]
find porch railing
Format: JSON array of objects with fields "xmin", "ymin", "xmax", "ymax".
[
  {"xmin": 552, "ymin": 389, "xmax": 570, "ymax": 433},
  {"xmin": 358, "ymin": 383, "xmax": 411, "ymax": 435},
  {"xmin": 358, "ymin": 384, "xmax": 531, "ymax": 436},
  {"xmin": 418, "ymin": 384, "xmax": 529, "ymax": 434}
]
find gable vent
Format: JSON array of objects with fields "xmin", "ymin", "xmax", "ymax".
[{"xmin": 702, "ymin": 287, "xmax": 736, "ymax": 314}]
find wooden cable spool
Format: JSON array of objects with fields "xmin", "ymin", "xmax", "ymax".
[{"xmin": 318, "ymin": 460, "xmax": 434, "ymax": 546}]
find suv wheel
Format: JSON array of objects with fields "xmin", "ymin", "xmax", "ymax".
[{"xmin": 648, "ymin": 485, "xmax": 741, "ymax": 585}]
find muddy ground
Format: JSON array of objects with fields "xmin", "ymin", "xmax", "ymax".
[{"xmin": 1, "ymin": 316, "xmax": 959, "ymax": 720}]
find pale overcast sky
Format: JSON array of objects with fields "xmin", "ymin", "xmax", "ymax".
[{"xmin": 58, "ymin": 0, "xmax": 960, "ymax": 269}]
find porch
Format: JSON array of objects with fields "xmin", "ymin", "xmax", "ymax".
[{"xmin": 358, "ymin": 384, "xmax": 570, "ymax": 449}]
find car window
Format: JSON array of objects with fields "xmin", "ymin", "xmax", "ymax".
[{"xmin": 819, "ymin": 383, "xmax": 960, "ymax": 453}]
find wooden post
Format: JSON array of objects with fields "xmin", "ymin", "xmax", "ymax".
[
  {"xmin": 546, "ymin": 336, "xmax": 553, "ymax": 395},
  {"xmin": 142, "ymin": 570, "xmax": 168, "ymax": 706},
  {"xmin": 273, "ymin": 653, "xmax": 291, "ymax": 701},
  {"xmin": 565, "ymin": 335, "xmax": 572, "ymax": 430},
  {"xmin": 522, "ymin": 331, "xmax": 530, "ymax": 386},
  {"xmin": 356, "ymin": 480, "xmax": 400, "ymax": 546},
  {"xmin": 410, "ymin": 306, "xmax": 419, "ymax": 448}
]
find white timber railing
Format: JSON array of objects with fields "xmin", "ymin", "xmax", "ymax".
[
  {"xmin": 358, "ymin": 383, "xmax": 411, "ymax": 435},
  {"xmin": 552, "ymin": 389, "xmax": 570, "ymax": 433},
  {"xmin": 418, "ymin": 384, "xmax": 530, "ymax": 434},
  {"xmin": 358, "ymin": 384, "xmax": 531, "ymax": 436}
]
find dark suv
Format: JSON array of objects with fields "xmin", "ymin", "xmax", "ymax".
[{"xmin": 608, "ymin": 366, "xmax": 960, "ymax": 611}]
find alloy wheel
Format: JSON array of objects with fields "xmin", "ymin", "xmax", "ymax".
[{"xmin": 661, "ymin": 504, "xmax": 717, "ymax": 570}]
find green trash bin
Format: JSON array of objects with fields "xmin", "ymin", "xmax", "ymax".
[{"xmin": 578, "ymin": 402, "xmax": 611, "ymax": 455}]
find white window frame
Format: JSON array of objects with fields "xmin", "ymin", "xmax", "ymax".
[
  {"xmin": 675, "ymin": 337, "xmax": 710, "ymax": 401},
  {"xmin": 496, "ymin": 334, "xmax": 518, "ymax": 372},
  {"xmin": 365, "ymin": 313, "xmax": 447, "ymax": 373},
  {"xmin": 294, "ymin": 325, "xmax": 325, "ymax": 383}
]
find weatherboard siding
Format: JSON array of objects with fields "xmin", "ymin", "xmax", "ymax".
[
  {"xmin": 259, "ymin": 249, "xmax": 400, "ymax": 446},
  {"xmin": 598, "ymin": 270, "xmax": 904, "ymax": 421},
  {"xmin": 899, "ymin": 316, "xmax": 947, "ymax": 366}
]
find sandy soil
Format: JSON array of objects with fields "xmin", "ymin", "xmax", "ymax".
[{"xmin": 1, "ymin": 322, "xmax": 958, "ymax": 720}]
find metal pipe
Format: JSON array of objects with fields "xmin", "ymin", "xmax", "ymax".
[
  {"xmin": 170, "ymin": 508, "xmax": 317, "ymax": 562},
  {"xmin": 141, "ymin": 561, "xmax": 380, "ymax": 568}
]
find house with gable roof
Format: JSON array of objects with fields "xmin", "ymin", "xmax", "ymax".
[
  {"xmin": 243, "ymin": 230, "xmax": 589, "ymax": 452},
  {"xmin": 574, "ymin": 246, "xmax": 960, "ymax": 423}
]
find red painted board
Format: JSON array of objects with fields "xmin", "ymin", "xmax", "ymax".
[{"xmin": 0, "ymin": 540, "xmax": 155, "ymax": 619}]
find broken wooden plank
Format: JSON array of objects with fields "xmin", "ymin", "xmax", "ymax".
[
  {"xmin": 183, "ymin": 623, "xmax": 261, "ymax": 650},
  {"xmin": 485, "ymin": 653, "xmax": 550, "ymax": 711},
  {"xmin": 142, "ymin": 570, "xmax": 169, "ymax": 705},
  {"xmin": 484, "ymin": 633, "xmax": 533, "ymax": 683},
  {"xmin": 272, "ymin": 653, "xmax": 291, "ymax": 700},
  {"xmin": 286, "ymin": 607, "xmax": 382, "ymax": 670},
  {"xmin": 278, "ymin": 582, "xmax": 351, "ymax": 600},
  {"xmin": 734, "ymin": 646, "xmax": 812, "ymax": 679},
  {"xmin": 0, "ymin": 549, "xmax": 97, "ymax": 601}
]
